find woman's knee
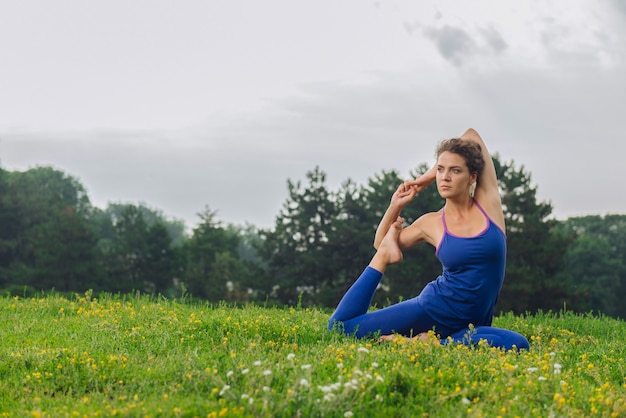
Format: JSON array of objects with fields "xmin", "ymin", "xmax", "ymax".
[
  {"xmin": 479, "ymin": 327, "xmax": 530, "ymax": 352},
  {"xmin": 510, "ymin": 333, "xmax": 530, "ymax": 351}
]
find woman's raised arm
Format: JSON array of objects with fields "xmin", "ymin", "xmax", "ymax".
[{"xmin": 460, "ymin": 128, "xmax": 505, "ymax": 230}]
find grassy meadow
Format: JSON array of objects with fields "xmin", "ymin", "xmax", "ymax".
[{"xmin": 1, "ymin": 292, "xmax": 625, "ymax": 417}]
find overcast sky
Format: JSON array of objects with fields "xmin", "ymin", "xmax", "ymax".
[{"xmin": 1, "ymin": 0, "xmax": 625, "ymax": 229}]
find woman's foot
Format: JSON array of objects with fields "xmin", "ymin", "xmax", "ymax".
[
  {"xmin": 379, "ymin": 332, "xmax": 440, "ymax": 345},
  {"xmin": 370, "ymin": 217, "xmax": 403, "ymax": 272}
]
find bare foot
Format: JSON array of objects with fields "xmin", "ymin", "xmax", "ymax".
[
  {"xmin": 370, "ymin": 218, "xmax": 403, "ymax": 272},
  {"xmin": 378, "ymin": 333, "xmax": 420, "ymax": 343},
  {"xmin": 379, "ymin": 332, "xmax": 440, "ymax": 345},
  {"xmin": 378, "ymin": 334, "xmax": 396, "ymax": 342}
]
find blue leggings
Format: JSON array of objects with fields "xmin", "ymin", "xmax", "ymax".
[{"xmin": 328, "ymin": 266, "xmax": 529, "ymax": 351}]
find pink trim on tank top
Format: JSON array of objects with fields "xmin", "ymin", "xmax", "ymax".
[{"xmin": 436, "ymin": 200, "xmax": 497, "ymax": 256}]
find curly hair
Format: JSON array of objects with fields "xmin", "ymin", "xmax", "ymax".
[{"xmin": 436, "ymin": 138, "xmax": 485, "ymax": 181}]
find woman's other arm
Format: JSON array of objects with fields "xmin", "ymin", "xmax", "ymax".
[{"xmin": 373, "ymin": 183, "xmax": 416, "ymax": 249}]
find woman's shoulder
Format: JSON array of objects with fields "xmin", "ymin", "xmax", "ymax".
[
  {"xmin": 412, "ymin": 210, "xmax": 442, "ymax": 227},
  {"xmin": 401, "ymin": 210, "xmax": 444, "ymax": 249}
]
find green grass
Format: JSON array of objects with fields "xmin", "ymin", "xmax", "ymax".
[{"xmin": 1, "ymin": 292, "xmax": 625, "ymax": 417}]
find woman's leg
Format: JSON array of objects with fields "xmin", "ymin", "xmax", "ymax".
[
  {"xmin": 330, "ymin": 294, "xmax": 446, "ymax": 338},
  {"xmin": 328, "ymin": 218, "xmax": 447, "ymax": 338},
  {"xmin": 444, "ymin": 326, "xmax": 530, "ymax": 352},
  {"xmin": 328, "ymin": 266, "xmax": 384, "ymax": 328}
]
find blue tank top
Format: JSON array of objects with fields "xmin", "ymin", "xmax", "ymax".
[{"xmin": 418, "ymin": 201, "xmax": 506, "ymax": 330}]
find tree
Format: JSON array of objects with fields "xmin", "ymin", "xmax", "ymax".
[
  {"xmin": 143, "ymin": 222, "xmax": 177, "ymax": 295},
  {"xmin": 226, "ymin": 223, "xmax": 269, "ymax": 302},
  {"xmin": 323, "ymin": 178, "xmax": 376, "ymax": 306},
  {"xmin": 330, "ymin": 167, "xmax": 440, "ymax": 307},
  {"xmin": 102, "ymin": 203, "xmax": 186, "ymax": 246},
  {"xmin": 182, "ymin": 208, "xmax": 242, "ymax": 301},
  {"xmin": 494, "ymin": 157, "xmax": 570, "ymax": 314},
  {"xmin": 554, "ymin": 215, "xmax": 626, "ymax": 317},
  {"xmin": 0, "ymin": 167, "xmax": 102, "ymax": 292},
  {"xmin": 262, "ymin": 165, "xmax": 444, "ymax": 308},
  {"xmin": 0, "ymin": 168, "xmax": 19, "ymax": 287},
  {"xmin": 260, "ymin": 167, "xmax": 338, "ymax": 305},
  {"xmin": 101, "ymin": 205, "xmax": 150, "ymax": 292},
  {"xmin": 97, "ymin": 203, "xmax": 179, "ymax": 294}
]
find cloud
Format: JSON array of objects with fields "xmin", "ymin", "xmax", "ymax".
[
  {"xmin": 225, "ymin": 61, "xmax": 626, "ymax": 221},
  {"xmin": 418, "ymin": 22, "xmax": 508, "ymax": 67},
  {"xmin": 479, "ymin": 26, "xmax": 508, "ymax": 54},
  {"xmin": 3, "ymin": 0, "xmax": 625, "ymax": 230},
  {"xmin": 3, "ymin": 55, "xmax": 625, "ymax": 230},
  {"xmin": 423, "ymin": 25, "xmax": 476, "ymax": 66},
  {"xmin": 613, "ymin": 0, "xmax": 626, "ymax": 16}
]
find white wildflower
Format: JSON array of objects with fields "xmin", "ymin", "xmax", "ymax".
[
  {"xmin": 538, "ymin": 376, "xmax": 547, "ymax": 381},
  {"xmin": 301, "ymin": 364, "xmax": 312, "ymax": 370},
  {"xmin": 226, "ymin": 370, "xmax": 234, "ymax": 378},
  {"xmin": 371, "ymin": 362, "xmax": 379, "ymax": 368},
  {"xmin": 376, "ymin": 375, "xmax": 384, "ymax": 382},
  {"xmin": 337, "ymin": 362, "xmax": 344, "ymax": 369},
  {"xmin": 318, "ymin": 385, "xmax": 331, "ymax": 393},
  {"xmin": 357, "ymin": 347, "xmax": 369, "ymax": 353},
  {"xmin": 241, "ymin": 368, "xmax": 249, "ymax": 375},
  {"xmin": 264, "ymin": 369, "xmax": 272, "ymax": 376},
  {"xmin": 345, "ymin": 411, "xmax": 354, "ymax": 417},
  {"xmin": 287, "ymin": 353, "xmax": 296, "ymax": 360},
  {"xmin": 254, "ymin": 360, "xmax": 262, "ymax": 366},
  {"xmin": 462, "ymin": 397, "xmax": 471, "ymax": 405},
  {"xmin": 527, "ymin": 367, "xmax": 538, "ymax": 373},
  {"xmin": 343, "ymin": 379, "xmax": 358, "ymax": 390},
  {"xmin": 219, "ymin": 385, "xmax": 231, "ymax": 396},
  {"xmin": 300, "ymin": 378, "xmax": 310, "ymax": 387}
]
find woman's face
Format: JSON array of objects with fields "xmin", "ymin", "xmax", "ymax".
[{"xmin": 436, "ymin": 151, "xmax": 476, "ymax": 198}]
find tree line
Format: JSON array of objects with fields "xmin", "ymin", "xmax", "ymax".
[{"xmin": 0, "ymin": 159, "xmax": 624, "ymax": 318}]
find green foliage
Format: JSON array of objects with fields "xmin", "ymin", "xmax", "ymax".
[
  {"xmin": 260, "ymin": 167, "xmax": 338, "ymax": 306},
  {"xmin": 1, "ymin": 294, "xmax": 625, "ymax": 417},
  {"xmin": 1, "ymin": 159, "xmax": 625, "ymax": 320},
  {"xmin": 96, "ymin": 203, "xmax": 181, "ymax": 295},
  {"xmin": 182, "ymin": 207, "xmax": 248, "ymax": 302},
  {"xmin": 494, "ymin": 157, "xmax": 570, "ymax": 314},
  {"xmin": 0, "ymin": 167, "xmax": 102, "ymax": 291},
  {"xmin": 554, "ymin": 215, "xmax": 626, "ymax": 317},
  {"xmin": 260, "ymin": 158, "xmax": 570, "ymax": 315}
]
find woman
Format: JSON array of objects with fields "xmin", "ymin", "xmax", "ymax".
[{"xmin": 328, "ymin": 128, "xmax": 529, "ymax": 351}]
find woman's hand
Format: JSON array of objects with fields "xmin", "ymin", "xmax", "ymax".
[
  {"xmin": 404, "ymin": 172, "xmax": 434, "ymax": 194},
  {"xmin": 390, "ymin": 182, "xmax": 418, "ymax": 209}
]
